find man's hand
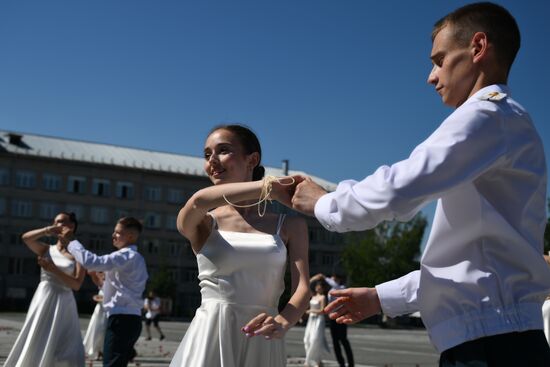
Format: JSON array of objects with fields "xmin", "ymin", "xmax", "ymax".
[
  {"xmin": 291, "ymin": 177, "xmax": 327, "ymax": 216},
  {"xmin": 324, "ymin": 287, "xmax": 382, "ymax": 324},
  {"xmin": 270, "ymin": 175, "xmax": 305, "ymax": 208}
]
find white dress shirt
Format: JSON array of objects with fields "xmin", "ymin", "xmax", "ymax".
[
  {"xmin": 314, "ymin": 84, "xmax": 550, "ymax": 352},
  {"xmin": 324, "ymin": 276, "xmax": 345, "ymax": 304},
  {"xmin": 68, "ymin": 240, "xmax": 148, "ymax": 317}
]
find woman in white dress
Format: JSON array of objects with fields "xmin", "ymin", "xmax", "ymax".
[
  {"xmin": 304, "ymin": 282, "xmax": 330, "ymax": 367},
  {"xmin": 171, "ymin": 124, "xmax": 311, "ymax": 367},
  {"xmin": 83, "ymin": 279, "xmax": 107, "ymax": 360},
  {"xmin": 4, "ymin": 212, "xmax": 86, "ymax": 367}
]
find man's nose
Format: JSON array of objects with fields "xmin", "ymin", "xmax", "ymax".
[{"xmin": 427, "ymin": 65, "xmax": 438, "ymax": 85}]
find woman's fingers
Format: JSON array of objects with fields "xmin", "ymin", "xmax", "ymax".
[{"xmin": 242, "ymin": 312, "xmax": 268, "ymax": 335}]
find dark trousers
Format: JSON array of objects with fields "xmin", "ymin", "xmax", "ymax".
[
  {"xmin": 103, "ymin": 314, "xmax": 142, "ymax": 367},
  {"xmin": 330, "ymin": 319, "xmax": 354, "ymax": 367},
  {"xmin": 439, "ymin": 330, "xmax": 550, "ymax": 367}
]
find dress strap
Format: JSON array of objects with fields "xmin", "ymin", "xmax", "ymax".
[
  {"xmin": 206, "ymin": 211, "xmax": 218, "ymax": 230},
  {"xmin": 275, "ymin": 214, "xmax": 286, "ymax": 235}
]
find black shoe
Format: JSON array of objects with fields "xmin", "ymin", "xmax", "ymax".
[{"xmin": 160, "ymin": 334, "xmax": 165, "ymax": 341}]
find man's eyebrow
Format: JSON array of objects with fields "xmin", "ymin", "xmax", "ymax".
[{"xmin": 430, "ymin": 51, "xmax": 444, "ymax": 62}]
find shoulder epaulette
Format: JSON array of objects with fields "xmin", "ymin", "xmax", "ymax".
[{"xmin": 478, "ymin": 91, "xmax": 507, "ymax": 101}]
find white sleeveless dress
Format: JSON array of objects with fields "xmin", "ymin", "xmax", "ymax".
[
  {"xmin": 170, "ymin": 214, "xmax": 288, "ymax": 367},
  {"xmin": 4, "ymin": 245, "xmax": 85, "ymax": 367},
  {"xmin": 83, "ymin": 289, "xmax": 107, "ymax": 358},
  {"xmin": 303, "ymin": 298, "xmax": 330, "ymax": 366}
]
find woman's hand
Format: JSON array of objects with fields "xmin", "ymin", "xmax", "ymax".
[
  {"xmin": 242, "ymin": 312, "xmax": 288, "ymax": 340},
  {"xmin": 58, "ymin": 226, "xmax": 75, "ymax": 247},
  {"xmin": 270, "ymin": 175, "xmax": 305, "ymax": 208}
]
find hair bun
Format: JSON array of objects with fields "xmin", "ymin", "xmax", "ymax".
[{"xmin": 253, "ymin": 165, "xmax": 265, "ymax": 181}]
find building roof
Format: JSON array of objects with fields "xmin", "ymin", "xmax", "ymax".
[{"xmin": 0, "ymin": 130, "xmax": 336, "ymax": 190}]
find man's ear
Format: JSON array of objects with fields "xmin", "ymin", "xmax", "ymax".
[{"xmin": 471, "ymin": 31, "xmax": 489, "ymax": 64}]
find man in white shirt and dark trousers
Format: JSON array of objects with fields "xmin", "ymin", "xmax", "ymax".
[
  {"xmin": 289, "ymin": 3, "xmax": 550, "ymax": 366},
  {"xmin": 311, "ymin": 273, "xmax": 354, "ymax": 367},
  {"xmin": 61, "ymin": 217, "xmax": 148, "ymax": 367}
]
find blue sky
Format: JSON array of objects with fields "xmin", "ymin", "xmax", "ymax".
[{"xmin": 1, "ymin": 0, "xmax": 549, "ymax": 236}]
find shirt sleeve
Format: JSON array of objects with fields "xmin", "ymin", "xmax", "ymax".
[
  {"xmin": 314, "ymin": 103, "xmax": 506, "ymax": 232},
  {"xmin": 375, "ymin": 270, "xmax": 420, "ymax": 317},
  {"xmin": 67, "ymin": 240, "xmax": 130, "ymax": 272},
  {"xmin": 324, "ymin": 277, "xmax": 338, "ymax": 289}
]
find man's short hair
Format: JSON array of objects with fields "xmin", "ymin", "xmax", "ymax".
[
  {"xmin": 432, "ymin": 2, "xmax": 520, "ymax": 75},
  {"xmin": 117, "ymin": 217, "xmax": 143, "ymax": 234}
]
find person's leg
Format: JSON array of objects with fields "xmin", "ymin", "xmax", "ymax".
[
  {"xmin": 153, "ymin": 316, "xmax": 165, "ymax": 340},
  {"xmin": 102, "ymin": 316, "xmax": 116, "ymax": 367},
  {"xmin": 339, "ymin": 324, "xmax": 354, "ymax": 367},
  {"xmin": 145, "ymin": 318, "xmax": 152, "ymax": 340},
  {"xmin": 330, "ymin": 320, "xmax": 346, "ymax": 367},
  {"xmin": 103, "ymin": 315, "xmax": 142, "ymax": 367},
  {"xmin": 439, "ymin": 330, "xmax": 550, "ymax": 367}
]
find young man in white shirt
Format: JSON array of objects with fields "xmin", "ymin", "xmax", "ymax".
[
  {"xmin": 287, "ymin": 3, "xmax": 550, "ymax": 366},
  {"xmin": 61, "ymin": 217, "xmax": 148, "ymax": 367}
]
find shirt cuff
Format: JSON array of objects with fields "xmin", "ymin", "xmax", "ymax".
[
  {"xmin": 314, "ymin": 193, "xmax": 335, "ymax": 231},
  {"xmin": 375, "ymin": 270, "xmax": 420, "ymax": 317}
]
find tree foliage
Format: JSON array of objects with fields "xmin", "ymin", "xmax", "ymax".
[
  {"xmin": 147, "ymin": 264, "xmax": 177, "ymax": 299},
  {"xmin": 341, "ymin": 214, "xmax": 427, "ymax": 287}
]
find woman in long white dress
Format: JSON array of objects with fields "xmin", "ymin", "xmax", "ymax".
[
  {"xmin": 83, "ymin": 288, "xmax": 107, "ymax": 360},
  {"xmin": 304, "ymin": 282, "xmax": 330, "ymax": 367},
  {"xmin": 170, "ymin": 124, "xmax": 311, "ymax": 367},
  {"xmin": 4, "ymin": 212, "xmax": 86, "ymax": 367}
]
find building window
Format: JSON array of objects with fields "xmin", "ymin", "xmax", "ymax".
[
  {"xmin": 321, "ymin": 253, "xmax": 334, "ymax": 266},
  {"xmin": 144, "ymin": 186, "xmax": 162, "ymax": 201},
  {"xmin": 181, "ymin": 268, "xmax": 198, "ymax": 282},
  {"xmin": 116, "ymin": 182, "xmax": 134, "ymax": 199},
  {"xmin": 43, "ymin": 173, "xmax": 61, "ymax": 191},
  {"xmin": 40, "ymin": 202, "xmax": 59, "ymax": 220},
  {"xmin": 92, "ymin": 179, "xmax": 111, "ymax": 197},
  {"xmin": 91, "ymin": 207, "xmax": 109, "ymax": 224},
  {"xmin": 168, "ymin": 240, "xmax": 181, "ymax": 256},
  {"xmin": 0, "ymin": 168, "xmax": 10, "ymax": 186},
  {"xmin": 15, "ymin": 170, "xmax": 36, "ymax": 188},
  {"xmin": 89, "ymin": 234, "xmax": 108, "ymax": 251},
  {"xmin": 115, "ymin": 209, "xmax": 130, "ymax": 220},
  {"xmin": 145, "ymin": 212, "xmax": 161, "ymax": 229},
  {"xmin": 12, "ymin": 200, "xmax": 33, "ymax": 217},
  {"xmin": 167, "ymin": 189, "xmax": 185, "ymax": 204},
  {"xmin": 166, "ymin": 215, "xmax": 178, "ymax": 231},
  {"xmin": 68, "ymin": 176, "xmax": 86, "ymax": 194},
  {"xmin": 145, "ymin": 239, "xmax": 160, "ymax": 254},
  {"xmin": 66, "ymin": 204, "xmax": 86, "ymax": 222},
  {"xmin": 8, "ymin": 258, "xmax": 24, "ymax": 274},
  {"xmin": 10, "ymin": 231, "xmax": 24, "ymax": 246}
]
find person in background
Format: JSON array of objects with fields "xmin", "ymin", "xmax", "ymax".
[
  {"xmin": 144, "ymin": 290, "xmax": 165, "ymax": 341},
  {"xmin": 4, "ymin": 212, "xmax": 85, "ymax": 367},
  {"xmin": 311, "ymin": 273, "xmax": 354, "ymax": 367},
  {"xmin": 61, "ymin": 216, "xmax": 148, "ymax": 367}
]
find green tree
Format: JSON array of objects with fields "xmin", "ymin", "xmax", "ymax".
[
  {"xmin": 342, "ymin": 214, "xmax": 427, "ymax": 287},
  {"xmin": 147, "ymin": 264, "xmax": 177, "ymax": 299}
]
